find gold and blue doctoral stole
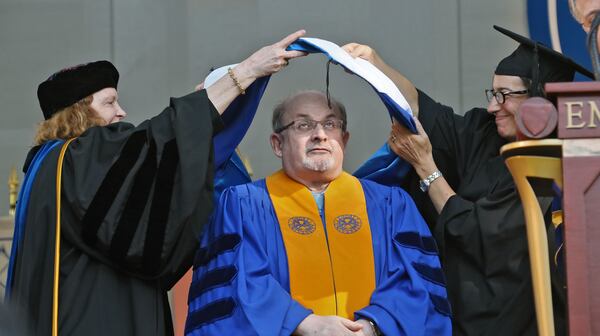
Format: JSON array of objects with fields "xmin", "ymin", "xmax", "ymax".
[{"xmin": 265, "ymin": 170, "xmax": 376, "ymax": 319}]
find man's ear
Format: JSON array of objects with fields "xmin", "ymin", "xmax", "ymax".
[
  {"xmin": 342, "ymin": 131, "xmax": 350, "ymax": 149},
  {"xmin": 270, "ymin": 133, "xmax": 283, "ymax": 158}
]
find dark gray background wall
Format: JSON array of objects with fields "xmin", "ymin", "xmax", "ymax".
[{"xmin": 0, "ymin": 0, "xmax": 527, "ymax": 214}]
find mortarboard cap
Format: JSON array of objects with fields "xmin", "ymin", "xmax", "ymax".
[
  {"xmin": 37, "ymin": 60, "xmax": 119, "ymax": 120},
  {"xmin": 494, "ymin": 25, "xmax": 593, "ymax": 96}
]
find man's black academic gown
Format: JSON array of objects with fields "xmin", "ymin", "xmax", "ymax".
[{"xmin": 401, "ymin": 90, "xmax": 566, "ymax": 336}]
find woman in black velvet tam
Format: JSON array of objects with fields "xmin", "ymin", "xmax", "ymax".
[{"xmin": 6, "ymin": 30, "xmax": 306, "ymax": 336}]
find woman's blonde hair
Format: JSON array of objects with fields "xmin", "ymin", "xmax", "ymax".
[{"xmin": 34, "ymin": 95, "xmax": 105, "ymax": 145}]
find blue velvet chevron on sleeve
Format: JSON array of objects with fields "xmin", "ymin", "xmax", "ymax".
[
  {"xmin": 355, "ymin": 180, "xmax": 452, "ymax": 336},
  {"xmin": 186, "ymin": 181, "xmax": 311, "ymax": 336}
]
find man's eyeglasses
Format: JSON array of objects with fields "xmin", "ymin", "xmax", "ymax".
[
  {"xmin": 485, "ymin": 89, "xmax": 529, "ymax": 104},
  {"xmin": 275, "ymin": 119, "xmax": 345, "ymax": 134}
]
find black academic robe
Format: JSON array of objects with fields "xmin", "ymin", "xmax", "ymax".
[
  {"xmin": 400, "ymin": 90, "xmax": 566, "ymax": 336},
  {"xmin": 10, "ymin": 90, "xmax": 221, "ymax": 336}
]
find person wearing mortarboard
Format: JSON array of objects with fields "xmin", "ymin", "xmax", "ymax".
[
  {"xmin": 5, "ymin": 30, "xmax": 307, "ymax": 336},
  {"xmin": 346, "ymin": 26, "xmax": 593, "ymax": 335}
]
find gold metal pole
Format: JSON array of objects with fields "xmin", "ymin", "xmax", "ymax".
[{"xmin": 504, "ymin": 155, "xmax": 562, "ymax": 336}]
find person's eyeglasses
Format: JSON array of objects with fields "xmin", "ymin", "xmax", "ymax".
[
  {"xmin": 275, "ymin": 119, "xmax": 345, "ymax": 134},
  {"xmin": 485, "ymin": 89, "xmax": 529, "ymax": 104}
]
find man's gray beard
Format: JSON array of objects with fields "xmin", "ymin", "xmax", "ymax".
[{"xmin": 302, "ymin": 156, "xmax": 334, "ymax": 172}]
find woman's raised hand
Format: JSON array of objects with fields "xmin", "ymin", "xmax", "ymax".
[{"xmin": 237, "ymin": 30, "xmax": 308, "ymax": 79}]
